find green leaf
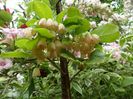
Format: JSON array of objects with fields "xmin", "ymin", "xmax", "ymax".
[
  {"xmin": 122, "ymin": 76, "xmax": 133, "ymax": 87},
  {"xmin": 0, "ymin": 10, "xmax": 12, "ymax": 22},
  {"xmin": 41, "ymin": 0, "xmax": 51, "ymax": 7},
  {"xmin": 33, "ymin": 1, "xmax": 53, "ymax": 19},
  {"xmin": 26, "ymin": 38, "xmax": 39, "ymax": 50},
  {"xmin": 107, "ymin": 72, "xmax": 121, "ymax": 79},
  {"xmin": 63, "ymin": 17, "xmax": 90, "ymax": 34},
  {"xmin": 67, "ymin": 7, "xmax": 83, "ymax": 17},
  {"xmin": 0, "ymin": 77, "xmax": 8, "ymax": 83},
  {"xmin": 93, "ymin": 69, "xmax": 106, "ymax": 73},
  {"xmin": 56, "ymin": 10, "xmax": 67, "ymax": 23},
  {"xmin": 85, "ymin": 79, "xmax": 92, "ymax": 87},
  {"xmin": 15, "ymin": 38, "xmax": 29, "ymax": 49},
  {"xmin": 86, "ymin": 49, "xmax": 105, "ymax": 64},
  {"xmin": 34, "ymin": 28, "xmax": 55, "ymax": 38},
  {"xmin": 26, "ymin": 19, "xmax": 38, "ymax": 27},
  {"xmin": 72, "ymin": 82, "xmax": 82, "ymax": 95},
  {"xmin": 63, "ymin": 16, "xmax": 81, "ymax": 27},
  {"xmin": 91, "ymin": 24, "xmax": 120, "ymax": 43},
  {"xmin": 10, "ymin": 81, "xmax": 22, "ymax": 88},
  {"xmin": 75, "ymin": 18, "xmax": 90, "ymax": 34},
  {"xmin": 111, "ymin": 84, "xmax": 125, "ymax": 92},
  {"xmin": 0, "ymin": 20, "xmax": 4, "ymax": 26},
  {"xmin": 27, "ymin": 1, "xmax": 34, "ymax": 15},
  {"xmin": 49, "ymin": 0, "xmax": 59, "ymax": 9},
  {"xmin": 119, "ymin": 35, "xmax": 133, "ymax": 46},
  {"xmin": 18, "ymin": 18, "xmax": 27, "ymax": 23},
  {"xmin": 0, "ymin": 51, "xmax": 31, "ymax": 58},
  {"xmin": 28, "ymin": 69, "xmax": 35, "ymax": 98},
  {"xmin": 15, "ymin": 38, "xmax": 38, "ymax": 50}
]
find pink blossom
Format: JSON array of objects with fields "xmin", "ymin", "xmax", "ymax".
[
  {"xmin": 103, "ymin": 42, "xmax": 121, "ymax": 60},
  {"xmin": 65, "ymin": 0, "xmax": 73, "ymax": 5},
  {"xmin": 2, "ymin": 28, "xmax": 25, "ymax": 39},
  {"xmin": 0, "ymin": 28, "xmax": 25, "ymax": 45},
  {"xmin": 0, "ymin": 28, "xmax": 35, "ymax": 44},
  {"xmin": 0, "ymin": 58, "xmax": 13, "ymax": 71},
  {"xmin": 74, "ymin": 51, "xmax": 81, "ymax": 58}
]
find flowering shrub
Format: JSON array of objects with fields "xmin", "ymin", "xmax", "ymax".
[{"xmin": 0, "ymin": 0, "xmax": 133, "ymax": 99}]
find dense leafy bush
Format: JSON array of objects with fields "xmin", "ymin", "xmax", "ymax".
[{"xmin": 0, "ymin": 0, "xmax": 133, "ymax": 99}]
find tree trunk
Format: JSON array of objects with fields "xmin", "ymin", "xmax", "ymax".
[
  {"xmin": 56, "ymin": 1, "xmax": 71, "ymax": 99},
  {"xmin": 60, "ymin": 57, "xmax": 71, "ymax": 99}
]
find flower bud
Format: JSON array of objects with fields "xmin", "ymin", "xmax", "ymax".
[
  {"xmin": 37, "ymin": 39, "xmax": 46, "ymax": 50},
  {"xmin": 90, "ymin": 21, "xmax": 97, "ymax": 28},
  {"xmin": 39, "ymin": 18, "xmax": 47, "ymax": 27},
  {"xmin": 92, "ymin": 34, "xmax": 100, "ymax": 44},
  {"xmin": 32, "ymin": 47, "xmax": 45, "ymax": 61},
  {"xmin": 52, "ymin": 50, "xmax": 58, "ymax": 58},
  {"xmin": 46, "ymin": 19, "xmax": 53, "ymax": 29},
  {"xmin": 58, "ymin": 23, "xmax": 66, "ymax": 34},
  {"xmin": 49, "ymin": 42, "xmax": 56, "ymax": 50},
  {"xmin": 84, "ymin": 34, "xmax": 93, "ymax": 43},
  {"xmin": 55, "ymin": 40, "xmax": 63, "ymax": 56},
  {"xmin": 55, "ymin": 40, "xmax": 63, "ymax": 49},
  {"xmin": 32, "ymin": 68, "xmax": 41, "ymax": 77},
  {"xmin": 52, "ymin": 21, "xmax": 58, "ymax": 32},
  {"xmin": 47, "ymin": 42, "xmax": 57, "ymax": 58}
]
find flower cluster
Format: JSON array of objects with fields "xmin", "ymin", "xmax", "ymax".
[
  {"xmin": 122, "ymin": 0, "xmax": 133, "ymax": 34},
  {"xmin": 1, "ymin": 28, "xmax": 24, "ymax": 39},
  {"xmin": 39, "ymin": 18, "xmax": 66, "ymax": 34},
  {"xmin": 66, "ymin": 33, "xmax": 100, "ymax": 59},
  {"xmin": 78, "ymin": 0, "xmax": 112, "ymax": 19},
  {"xmin": 77, "ymin": 0, "xmax": 129, "ymax": 25},
  {"xmin": 32, "ymin": 32, "xmax": 99, "ymax": 60},
  {"xmin": 0, "ymin": 27, "xmax": 35, "ymax": 44},
  {"xmin": 32, "ymin": 39, "xmax": 64, "ymax": 60}
]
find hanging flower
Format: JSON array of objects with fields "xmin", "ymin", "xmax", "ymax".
[{"xmin": 0, "ymin": 58, "xmax": 13, "ymax": 71}]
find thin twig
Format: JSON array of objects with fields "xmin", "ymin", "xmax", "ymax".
[
  {"xmin": 70, "ymin": 70, "xmax": 82, "ymax": 82},
  {"xmin": 18, "ymin": 4, "xmax": 25, "ymax": 10},
  {"xmin": 47, "ymin": 58, "xmax": 60, "ymax": 71},
  {"xmin": 56, "ymin": 0, "xmax": 62, "ymax": 14}
]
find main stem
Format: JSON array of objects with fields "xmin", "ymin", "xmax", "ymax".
[
  {"xmin": 56, "ymin": 1, "xmax": 71, "ymax": 98},
  {"xmin": 60, "ymin": 57, "xmax": 71, "ymax": 99}
]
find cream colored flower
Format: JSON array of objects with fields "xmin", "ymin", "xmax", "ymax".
[{"xmin": 22, "ymin": 27, "xmax": 34, "ymax": 38}]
